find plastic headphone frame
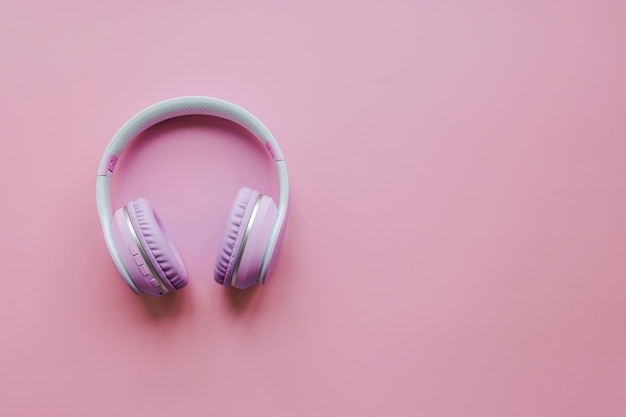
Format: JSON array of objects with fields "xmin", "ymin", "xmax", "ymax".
[{"xmin": 96, "ymin": 96, "xmax": 289, "ymax": 293}]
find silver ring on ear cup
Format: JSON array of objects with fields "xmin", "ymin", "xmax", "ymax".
[{"xmin": 230, "ymin": 194, "xmax": 263, "ymax": 288}]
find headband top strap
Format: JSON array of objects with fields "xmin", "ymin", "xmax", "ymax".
[{"xmin": 97, "ymin": 96, "xmax": 284, "ymax": 177}]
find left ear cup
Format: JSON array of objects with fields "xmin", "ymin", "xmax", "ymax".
[
  {"xmin": 214, "ymin": 187, "xmax": 278, "ymax": 289},
  {"xmin": 110, "ymin": 198, "xmax": 188, "ymax": 296}
]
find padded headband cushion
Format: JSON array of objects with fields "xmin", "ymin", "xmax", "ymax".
[
  {"xmin": 214, "ymin": 187, "xmax": 258, "ymax": 286},
  {"xmin": 129, "ymin": 198, "xmax": 188, "ymax": 290}
]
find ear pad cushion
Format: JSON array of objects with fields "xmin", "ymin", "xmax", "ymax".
[
  {"xmin": 214, "ymin": 188, "xmax": 278, "ymax": 289},
  {"xmin": 127, "ymin": 198, "xmax": 189, "ymax": 291},
  {"xmin": 214, "ymin": 187, "xmax": 256, "ymax": 286}
]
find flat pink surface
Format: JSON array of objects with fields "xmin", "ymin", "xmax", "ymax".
[{"xmin": 0, "ymin": 1, "xmax": 625, "ymax": 416}]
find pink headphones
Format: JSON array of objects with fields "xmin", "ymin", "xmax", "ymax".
[{"xmin": 96, "ymin": 97, "xmax": 289, "ymax": 296}]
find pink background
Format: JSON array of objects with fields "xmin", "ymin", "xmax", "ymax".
[{"xmin": 1, "ymin": 1, "xmax": 625, "ymax": 416}]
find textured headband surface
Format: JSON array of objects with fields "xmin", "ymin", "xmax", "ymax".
[{"xmin": 96, "ymin": 96, "xmax": 289, "ymax": 291}]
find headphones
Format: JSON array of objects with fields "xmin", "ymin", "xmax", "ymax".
[{"xmin": 96, "ymin": 96, "xmax": 289, "ymax": 296}]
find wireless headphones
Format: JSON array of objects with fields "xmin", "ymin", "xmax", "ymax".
[{"xmin": 96, "ymin": 96, "xmax": 289, "ymax": 296}]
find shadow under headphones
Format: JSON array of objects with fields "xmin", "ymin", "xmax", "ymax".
[{"xmin": 96, "ymin": 96, "xmax": 289, "ymax": 297}]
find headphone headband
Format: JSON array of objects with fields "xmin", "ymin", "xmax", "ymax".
[{"xmin": 96, "ymin": 96, "xmax": 289, "ymax": 290}]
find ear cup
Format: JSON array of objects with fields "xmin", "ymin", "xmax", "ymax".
[
  {"xmin": 215, "ymin": 187, "xmax": 256, "ymax": 286},
  {"xmin": 110, "ymin": 198, "xmax": 188, "ymax": 296},
  {"xmin": 128, "ymin": 199, "xmax": 189, "ymax": 291},
  {"xmin": 214, "ymin": 187, "xmax": 278, "ymax": 289}
]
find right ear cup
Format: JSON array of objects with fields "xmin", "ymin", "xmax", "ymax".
[
  {"xmin": 215, "ymin": 187, "xmax": 278, "ymax": 289},
  {"xmin": 110, "ymin": 198, "xmax": 188, "ymax": 296}
]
